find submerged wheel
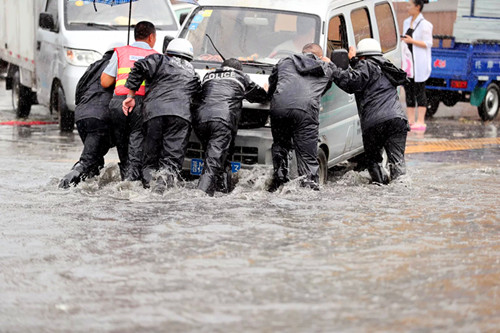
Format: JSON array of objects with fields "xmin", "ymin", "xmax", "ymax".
[
  {"xmin": 11, "ymin": 69, "xmax": 32, "ymax": 118},
  {"xmin": 54, "ymin": 86, "xmax": 74, "ymax": 132},
  {"xmin": 478, "ymin": 83, "xmax": 500, "ymax": 121},
  {"xmin": 317, "ymin": 149, "xmax": 328, "ymax": 185},
  {"xmin": 425, "ymin": 92, "xmax": 440, "ymax": 119}
]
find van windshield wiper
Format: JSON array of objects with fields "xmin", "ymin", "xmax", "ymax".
[
  {"xmin": 71, "ymin": 22, "xmax": 118, "ymax": 30},
  {"xmin": 240, "ymin": 60, "xmax": 275, "ymax": 68}
]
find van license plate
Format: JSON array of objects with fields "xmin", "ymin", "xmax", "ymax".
[{"xmin": 190, "ymin": 158, "xmax": 241, "ymax": 176}]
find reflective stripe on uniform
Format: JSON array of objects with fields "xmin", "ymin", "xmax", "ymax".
[
  {"xmin": 114, "ymin": 45, "xmax": 158, "ymax": 96},
  {"xmin": 116, "ymin": 79, "xmax": 146, "ymax": 87},
  {"xmin": 117, "ymin": 67, "xmax": 132, "ymax": 75}
]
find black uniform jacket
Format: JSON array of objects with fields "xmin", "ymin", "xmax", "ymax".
[
  {"xmin": 75, "ymin": 50, "xmax": 114, "ymax": 122},
  {"xmin": 330, "ymin": 55, "xmax": 409, "ymax": 132},
  {"xmin": 193, "ymin": 67, "xmax": 268, "ymax": 132},
  {"xmin": 268, "ymin": 53, "xmax": 334, "ymax": 115},
  {"xmin": 125, "ymin": 54, "xmax": 201, "ymax": 123}
]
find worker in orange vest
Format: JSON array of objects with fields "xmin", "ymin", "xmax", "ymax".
[{"xmin": 101, "ymin": 21, "xmax": 158, "ymax": 182}]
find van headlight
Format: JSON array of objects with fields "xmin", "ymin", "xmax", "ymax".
[{"xmin": 65, "ymin": 48, "xmax": 102, "ymax": 66}]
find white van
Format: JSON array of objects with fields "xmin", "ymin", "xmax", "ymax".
[
  {"xmin": 0, "ymin": 0, "xmax": 178, "ymax": 131},
  {"xmin": 177, "ymin": 0, "xmax": 401, "ymax": 183}
]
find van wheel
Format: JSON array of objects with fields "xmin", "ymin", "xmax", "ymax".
[
  {"xmin": 317, "ymin": 149, "xmax": 328, "ymax": 185},
  {"xmin": 478, "ymin": 83, "xmax": 500, "ymax": 121},
  {"xmin": 54, "ymin": 86, "xmax": 74, "ymax": 132},
  {"xmin": 11, "ymin": 69, "xmax": 32, "ymax": 118}
]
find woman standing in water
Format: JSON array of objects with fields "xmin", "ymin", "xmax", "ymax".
[{"xmin": 401, "ymin": 0, "xmax": 433, "ymax": 131}]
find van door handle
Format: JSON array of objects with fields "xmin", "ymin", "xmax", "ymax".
[
  {"xmin": 37, "ymin": 41, "xmax": 41, "ymax": 50},
  {"xmin": 349, "ymin": 94, "xmax": 354, "ymax": 102}
]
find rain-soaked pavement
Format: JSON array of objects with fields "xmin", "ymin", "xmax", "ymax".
[{"xmin": 0, "ymin": 79, "xmax": 499, "ymax": 332}]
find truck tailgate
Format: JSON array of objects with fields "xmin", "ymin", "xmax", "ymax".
[{"xmin": 431, "ymin": 47, "xmax": 470, "ymax": 78}]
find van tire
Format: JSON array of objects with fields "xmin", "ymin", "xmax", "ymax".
[
  {"xmin": 55, "ymin": 86, "xmax": 74, "ymax": 132},
  {"xmin": 12, "ymin": 69, "xmax": 32, "ymax": 118},
  {"xmin": 317, "ymin": 149, "xmax": 328, "ymax": 185},
  {"xmin": 478, "ymin": 83, "xmax": 499, "ymax": 121}
]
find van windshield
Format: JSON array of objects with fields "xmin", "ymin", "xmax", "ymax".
[
  {"xmin": 179, "ymin": 7, "xmax": 320, "ymax": 66},
  {"xmin": 65, "ymin": 0, "xmax": 177, "ymax": 31}
]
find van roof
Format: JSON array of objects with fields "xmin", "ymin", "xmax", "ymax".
[{"xmin": 196, "ymin": 0, "xmax": 366, "ymax": 17}]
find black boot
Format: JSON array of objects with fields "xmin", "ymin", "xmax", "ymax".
[
  {"xmin": 118, "ymin": 162, "xmax": 127, "ymax": 181},
  {"xmin": 142, "ymin": 167, "xmax": 155, "ymax": 189},
  {"xmin": 267, "ymin": 177, "xmax": 290, "ymax": 193},
  {"xmin": 368, "ymin": 163, "xmax": 389, "ymax": 185},
  {"xmin": 152, "ymin": 172, "xmax": 175, "ymax": 194},
  {"xmin": 198, "ymin": 173, "xmax": 216, "ymax": 196},
  {"xmin": 301, "ymin": 179, "xmax": 320, "ymax": 191},
  {"xmin": 216, "ymin": 165, "xmax": 232, "ymax": 194},
  {"xmin": 124, "ymin": 166, "xmax": 142, "ymax": 182},
  {"xmin": 389, "ymin": 162, "xmax": 406, "ymax": 181}
]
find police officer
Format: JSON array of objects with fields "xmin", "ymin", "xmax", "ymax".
[
  {"xmin": 329, "ymin": 39, "xmax": 409, "ymax": 184},
  {"xmin": 193, "ymin": 58, "xmax": 267, "ymax": 196},
  {"xmin": 100, "ymin": 21, "xmax": 158, "ymax": 181},
  {"xmin": 122, "ymin": 38, "xmax": 201, "ymax": 193},
  {"xmin": 59, "ymin": 49, "xmax": 115, "ymax": 188},
  {"xmin": 267, "ymin": 43, "xmax": 334, "ymax": 192}
]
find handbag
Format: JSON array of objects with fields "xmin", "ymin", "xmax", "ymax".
[{"xmin": 401, "ymin": 19, "xmax": 423, "ymax": 79}]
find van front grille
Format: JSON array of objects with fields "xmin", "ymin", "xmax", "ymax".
[{"xmin": 186, "ymin": 141, "xmax": 259, "ymax": 165}]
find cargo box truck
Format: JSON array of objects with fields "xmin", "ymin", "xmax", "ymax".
[
  {"xmin": 0, "ymin": 0, "xmax": 179, "ymax": 131},
  {"xmin": 425, "ymin": 0, "xmax": 500, "ymax": 120}
]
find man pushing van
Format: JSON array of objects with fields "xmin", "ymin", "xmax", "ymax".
[
  {"xmin": 100, "ymin": 21, "xmax": 158, "ymax": 182},
  {"xmin": 267, "ymin": 43, "xmax": 334, "ymax": 192},
  {"xmin": 328, "ymin": 39, "xmax": 409, "ymax": 184}
]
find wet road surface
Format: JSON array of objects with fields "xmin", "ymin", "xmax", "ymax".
[{"xmin": 0, "ymin": 81, "xmax": 499, "ymax": 332}]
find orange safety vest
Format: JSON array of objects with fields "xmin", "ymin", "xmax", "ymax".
[{"xmin": 114, "ymin": 45, "xmax": 158, "ymax": 96}]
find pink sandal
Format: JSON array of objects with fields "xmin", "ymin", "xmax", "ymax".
[{"xmin": 410, "ymin": 123, "xmax": 427, "ymax": 131}]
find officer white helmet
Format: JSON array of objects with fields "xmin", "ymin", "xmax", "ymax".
[
  {"xmin": 166, "ymin": 38, "xmax": 194, "ymax": 61},
  {"xmin": 356, "ymin": 38, "xmax": 382, "ymax": 57}
]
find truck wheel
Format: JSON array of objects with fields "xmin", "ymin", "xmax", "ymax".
[
  {"xmin": 55, "ymin": 86, "xmax": 74, "ymax": 132},
  {"xmin": 11, "ymin": 69, "xmax": 32, "ymax": 118},
  {"xmin": 317, "ymin": 148, "xmax": 328, "ymax": 185},
  {"xmin": 425, "ymin": 92, "xmax": 440, "ymax": 119},
  {"xmin": 478, "ymin": 83, "xmax": 500, "ymax": 121}
]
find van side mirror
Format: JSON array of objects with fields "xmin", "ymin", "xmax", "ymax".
[
  {"xmin": 330, "ymin": 49, "xmax": 349, "ymax": 70},
  {"xmin": 39, "ymin": 13, "xmax": 55, "ymax": 30},
  {"xmin": 163, "ymin": 35, "xmax": 174, "ymax": 54}
]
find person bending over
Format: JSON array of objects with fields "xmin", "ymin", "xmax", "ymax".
[
  {"xmin": 329, "ymin": 38, "xmax": 409, "ymax": 184},
  {"xmin": 267, "ymin": 43, "xmax": 333, "ymax": 192},
  {"xmin": 193, "ymin": 58, "xmax": 267, "ymax": 196},
  {"xmin": 122, "ymin": 38, "xmax": 201, "ymax": 194}
]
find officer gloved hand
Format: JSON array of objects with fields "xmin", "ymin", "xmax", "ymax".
[{"xmin": 58, "ymin": 170, "xmax": 82, "ymax": 189}]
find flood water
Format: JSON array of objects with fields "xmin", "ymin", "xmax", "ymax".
[{"xmin": 0, "ymin": 83, "xmax": 499, "ymax": 331}]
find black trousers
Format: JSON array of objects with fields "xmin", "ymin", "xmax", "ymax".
[
  {"xmin": 271, "ymin": 109, "xmax": 319, "ymax": 185},
  {"xmin": 142, "ymin": 115, "xmax": 191, "ymax": 186},
  {"xmin": 195, "ymin": 121, "xmax": 234, "ymax": 196},
  {"xmin": 405, "ymin": 78, "xmax": 427, "ymax": 107},
  {"xmin": 363, "ymin": 118, "xmax": 408, "ymax": 183},
  {"xmin": 75, "ymin": 117, "xmax": 112, "ymax": 176},
  {"xmin": 109, "ymin": 95, "xmax": 145, "ymax": 180}
]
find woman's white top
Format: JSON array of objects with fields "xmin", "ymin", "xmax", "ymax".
[{"xmin": 402, "ymin": 13, "xmax": 433, "ymax": 82}]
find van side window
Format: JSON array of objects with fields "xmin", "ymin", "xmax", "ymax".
[
  {"xmin": 45, "ymin": 0, "xmax": 59, "ymax": 31},
  {"xmin": 375, "ymin": 2, "xmax": 397, "ymax": 53},
  {"xmin": 327, "ymin": 15, "xmax": 348, "ymax": 57},
  {"xmin": 351, "ymin": 8, "xmax": 372, "ymax": 45}
]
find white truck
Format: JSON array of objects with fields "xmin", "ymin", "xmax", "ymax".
[{"xmin": 0, "ymin": 0, "xmax": 179, "ymax": 131}]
